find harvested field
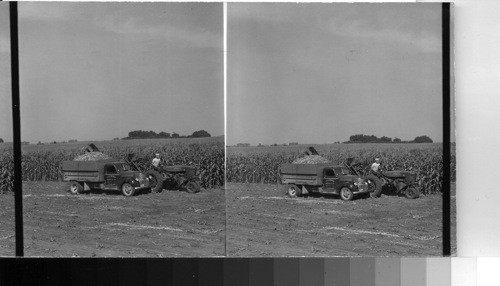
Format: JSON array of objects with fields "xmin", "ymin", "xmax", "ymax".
[
  {"xmin": 226, "ymin": 182, "xmax": 456, "ymax": 257},
  {"xmin": 0, "ymin": 181, "xmax": 225, "ymax": 257}
]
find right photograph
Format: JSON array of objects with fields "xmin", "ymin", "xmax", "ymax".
[{"xmin": 226, "ymin": 3, "xmax": 455, "ymax": 256}]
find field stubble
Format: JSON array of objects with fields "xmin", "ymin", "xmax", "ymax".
[
  {"xmin": 226, "ymin": 182, "xmax": 456, "ymax": 256},
  {"xmin": 0, "ymin": 181, "xmax": 225, "ymax": 257}
]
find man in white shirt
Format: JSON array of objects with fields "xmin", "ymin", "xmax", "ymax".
[
  {"xmin": 371, "ymin": 158, "xmax": 381, "ymax": 175},
  {"xmin": 152, "ymin": 153, "xmax": 161, "ymax": 169}
]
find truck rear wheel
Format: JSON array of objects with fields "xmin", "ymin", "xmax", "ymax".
[
  {"xmin": 69, "ymin": 181, "xmax": 82, "ymax": 195},
  {"xmin": 287, "ymin": 184, "xmax": 301, "ymax": 198},
  {"xmin": 364, "ymin": 174, "xmax": 383, "ymax": 197},
  {"xmin": 121, "ymin": 183, "xmax": 135, "ymax": 197},
  {"xmin": 145, "ymin": 170, "xmax": 164, "ymax": 193},
  {"xmin": 184, "ymin": 181, "xmax": 201, "ymax": 193},
  {"xmin": 340, "ymin": 187, "xmax": 354, "ymax": 201}
]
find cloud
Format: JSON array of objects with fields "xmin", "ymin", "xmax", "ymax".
[
  {"xmin": 325, "ymin": 19, "xmax": 441, "ymax": 53},
  {"xmin": 98, "ymin": 16, "xmax": 221, "ymax": 50},
  {"xmin": 19, "ymin": 3, "xmax": 78, "ymax": 22},
  {"xmin": 229, "ymin": 4, "xmax": 296, "ymax": 24},
  {"xmin": 0, "ymin": 36, "xmax": 9, "ymax": 54}
]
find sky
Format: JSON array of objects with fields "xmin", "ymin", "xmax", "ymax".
[
  {"xmin": 0, "ymin": 4, "xmax": 12, "ymax": 143},
  {"xmin": 0, "ymin": 2, "xmax": 223, "ymax": 143},
  {"xmin": 227, "ymin": 3, "xmax": 449, "ymax": 145}
]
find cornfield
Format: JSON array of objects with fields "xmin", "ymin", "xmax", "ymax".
[
  {"xmin": 0, "ymin": 138, "xmax": 224, "ymax": 192},
  {"xmin": 0, "ymin": 150, "xmax": 14, "ymax": 194},
  {"xmin": 226, "ymin": 143, "xmax": 456, "ymax": 195}
]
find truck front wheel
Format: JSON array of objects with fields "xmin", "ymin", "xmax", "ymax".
[
  {"xmin": 69, "ymin": 181, "xmax": 82, "ymax": 195},
  {"xmin": 121, "ymin": 183, "xmax": 135, "ymax": 197},
  {"xmin": 340, "ymin": 187, "xmax": 354, "ymax": 201},
  {"xmin": 287, "ymin": 184, "xmax": 301, "ymax": 198}
]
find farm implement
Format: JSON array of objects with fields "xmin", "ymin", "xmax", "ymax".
[
  {"xmin": 124, "ymin": 153, "xmax": 201, "ymax": 194},
  {"xmin": 344, "ymin": 158, "xmax": 420, "ymax": 199}
]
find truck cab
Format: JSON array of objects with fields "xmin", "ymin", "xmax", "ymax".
[{"xmin": 322, "ymin": 167, "xmax": 339, "ymax": 191}]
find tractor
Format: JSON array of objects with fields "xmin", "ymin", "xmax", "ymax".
[
  {"xmin": 124, "ymin": 153, "xmax": 201, "ymax": 194},
  {"xmin": 343, "ymin": 158, "xmax": 420, "ymax": 199}
]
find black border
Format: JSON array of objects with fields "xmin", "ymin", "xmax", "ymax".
[
  {"xmin": 9, "ymin": 1, "xmax": 24, "ymax": 257},
  {"xmin": 3, "ymin": 2, "xmax": 453, "ymax": 282},
  {"xmin": 442, "ymin": 2, "xmax": 451, "ymax": 257}
]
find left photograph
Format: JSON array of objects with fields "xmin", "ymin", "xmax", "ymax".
[{"xmin": 0, "ymin": 2, "xmax": 224, "ymax": 257}]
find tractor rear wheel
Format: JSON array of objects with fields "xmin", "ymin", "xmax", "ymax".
[
  {"xmin": 404, "ymin": 188, "xmax": 420, "ymax": 199},
  {"xmin": 364, "ymin": 174, "xmax": 383, "ymax": 197},
  {"xmin": 146, "ymin": 170, "xmax": 164, "ymax": 193}
]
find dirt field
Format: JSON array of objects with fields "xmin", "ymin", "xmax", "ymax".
[
  {"xmin": 0, "ymin": 181, "xmax": 225, "ymax": 257},
  {"xmin": 226, "ymin": 182, "xmax": 456, "ymax": 257}
]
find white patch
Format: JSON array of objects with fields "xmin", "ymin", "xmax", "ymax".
[
  {"xmin": 107, "ymin": 223, "xmax": 183, "ymax": 232},
  {"xmin": 238, "ymin": 196, "xmax": 343, "ymax": 204},
  {"xmin": 298, "ymin": 226, "xmax": 441, "ymax": 242}
]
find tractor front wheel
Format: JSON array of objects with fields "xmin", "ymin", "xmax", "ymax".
[
  {"xmin": 184, "ymin": 181, "xmax": 201, "ymax": 193},
  {"xmin": 404, "ymin": 188, "xmax": 420, "ymax": 199}
]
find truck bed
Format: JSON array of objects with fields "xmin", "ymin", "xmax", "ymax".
[
  {"xmin": 280, "ymin": 163, "xmax": 331, "ymax": 186},
  {"xmin": 61, "ymin": 159, "xmax": 116, "ymax": 182}
]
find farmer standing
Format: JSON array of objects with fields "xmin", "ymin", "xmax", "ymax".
[
  {"xmin": 371, "ymin": 158, "xmax": 381, "ymax": 175},
  {"xmin": 152, "ymin": 153, "xmax": 161, "ymax": 169}
]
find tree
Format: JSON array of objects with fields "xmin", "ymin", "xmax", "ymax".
[
  {"xmin": 157, "ymin": 132, "xmax": 171, "ymax": 138},
  {"xmin": 393, "ymin": 138, "xmax": 402, "ymax": 143},
  {"xmin": 0, "ymin": 138, "xmax": 3, "ymax": 143},
  {"xmin": 171, "ymin": 133, "xmax": 180, "ymax": 138},
  {"xmin": 191, "ymin": 130, "xmax": 211, "ymax": 138},
  {"xmin": 379, "ymin": 136, "xmax": 392, "ymax": 143},
  {"xmin": 412, "ymin": 135, "xmax": 433, "ymax": 143}
]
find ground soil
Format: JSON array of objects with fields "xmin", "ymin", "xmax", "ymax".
[
  {"xmin": 0, "ymin": 182, "xmax": 457, "ymax": 257},
  {"xmin": 226, "ymin": 182, "xmax": 457, "ymax": 257},
  {"xmin": 0, "ymin": 181, "xmax": 225, "ymax": 257}
]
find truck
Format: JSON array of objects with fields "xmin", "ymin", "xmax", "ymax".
[
  {"xmin": 280, "ymin": 163, "xmax": 370, "ymax": 201},
  {"xmin": 62, "ymin": 159, "xmax": 151, "ymax": 197}
]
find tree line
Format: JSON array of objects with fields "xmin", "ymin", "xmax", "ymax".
[
  {"xmin": 344, "ymin": 134, "xmax": 433, "ymax": 143},
  {"xmin": 123, "ymin": 130, "xmax": 211, "ymax": 140}
]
